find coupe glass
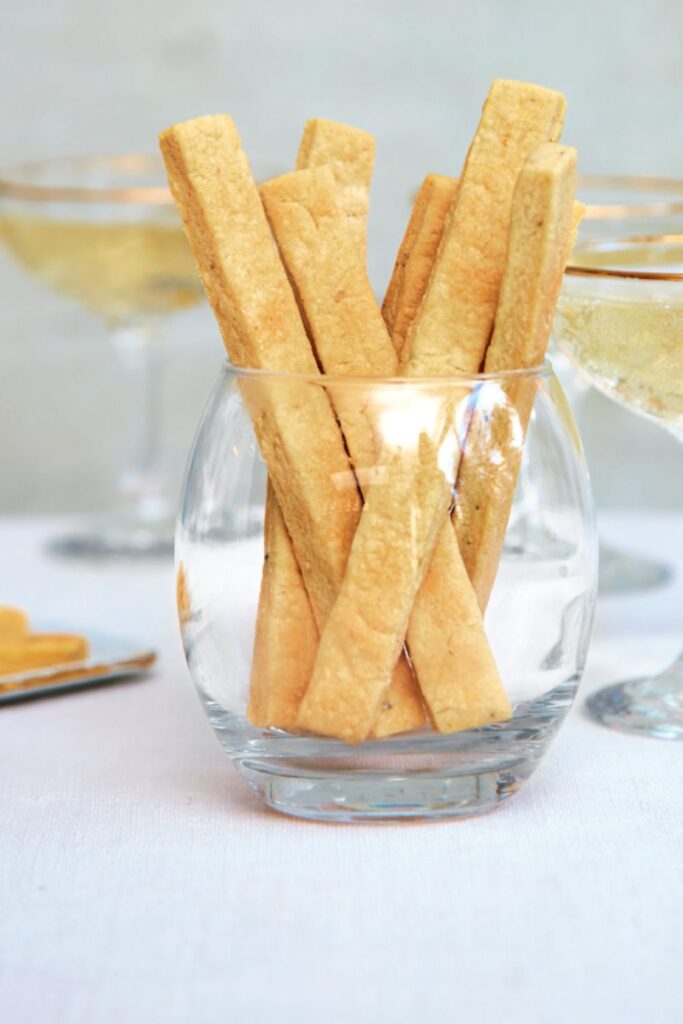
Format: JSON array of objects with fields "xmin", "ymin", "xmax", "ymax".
[
  {"xmin": 556, "ymin": 174, "xmax": 683, "ymax": 593},
  {"xmin": 555, "ymin": 233, "xmax": 683, "ymax": 738},
  {"xmin": 0, "ymin": 155, "xmax": 204, "ymax": 557},
  {"xmin": 177, "ymin": 361, "xmax": 596, "ymax": 822}
]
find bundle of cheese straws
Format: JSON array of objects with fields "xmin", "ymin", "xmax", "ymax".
[{"xmin": 161, "ymin": 79, "xmax": 582, "ymax": 744}]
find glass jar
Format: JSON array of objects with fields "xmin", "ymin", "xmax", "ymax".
[{"xmin": 177, "ymin": 361, "xmax": 597, "ymax": 822}]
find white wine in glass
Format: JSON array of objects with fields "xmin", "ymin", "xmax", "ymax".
[
  {"xmin": 557, "ymin": 240, "xmax": 683, "ymax": 425},
  {"xmin": 554, "ymin": 175, "xmax": 683, "ymax": 593},
  {"xmin": 555, "ymin": 232, "xmax": 683, "ymax": 739},
  {"xmin": 0, "ymin": 215, "xmax": 200, "ymax": 321}
]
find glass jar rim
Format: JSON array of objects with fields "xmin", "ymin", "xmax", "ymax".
[{"xmin": 221, "ymin": 358, "xmax": 553, "ymax": 386}]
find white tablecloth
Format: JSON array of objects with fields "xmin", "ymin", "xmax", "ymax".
[{"xmin": 2, "ymin": 514, "xmax": 682, "ymax": 1024}]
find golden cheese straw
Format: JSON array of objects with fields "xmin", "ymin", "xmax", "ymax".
[
  {"xmin": 382, "ymin": 173, "xmax": 458, "ymax": 361},
  {"xmin": 0, "ymin": 633, "xmax": 89, "ymax": 674},
  {"xmin": 402, "ymin": 80, "xmax": 566, "ymax": 377},
  {"xmin": 296, "ymin": 118, "xmax": 375, "ymax": 259},
  {"xmin": 251, "ymin": 120, "xmax": 423, "ymax": 734},
  {"xmin": 0, "ymin": 605, "xmax": 29, "ymax": 641},
  {"xmin": 454, "ymin": 145, "xmax": 581, "ymax": 609},
  {"xmin": 161, "ymin": 115, "xmax": 423, "ymax": 737},
  {"xmin": 383, "ymin": 82, "xmax": 568, "ymax": 732},
  {"xmin": 248, "ymin": 490, "xmax": 318, "ymax": 730},
  {"xmin": 162, "ymin": 78, "xmax": 572, "ymax": 743},
  {"xmin": 260, "ymin": 164, "xmax": 427, "ymax": 739},
  {"xmin": 260, "ymin": 161, "xmax": 510, "ymax": 738},
  {"xmin": 298, "ymin": 438, "xmax": 451, "ymax": 743},
  {"xmin": 249, "ymin": 115, "xmax": 375, "ymax": 732},
  {"xmin": 306, "ymin": 80, "xmax": 567, "ymax": 737},
  {"xmin": 160, "ymin": 116, "xmax": 360, "ymax": 621}
]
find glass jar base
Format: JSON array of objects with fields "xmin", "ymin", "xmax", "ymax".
[
  {"xmin": 586, "ymin": 677, "xmax": 683, "ymax": 740},
  {"xmin": 235, "ymin": 757, "xmax": 535, "ymax": 822},
  {"xmin": 201, "ymin": 679, "xmax": 578, "ymax": 822}
]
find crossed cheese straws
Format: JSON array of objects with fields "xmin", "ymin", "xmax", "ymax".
[{"xmin": 161, "ymin": 79, "xmax": 581, "ymax": 744}]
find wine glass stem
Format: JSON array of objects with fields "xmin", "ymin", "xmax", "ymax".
[
  {"xmin": 110, "ymin": 320, "xmax": 169, "ymax": 525},
  {"xmin": 656, "ymin": 650, "xmax": 683, "ymax": 689}
]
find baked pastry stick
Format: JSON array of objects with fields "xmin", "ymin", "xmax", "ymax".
[
  {"xmin": 402, "ymin": 79, "xmax": 566, "ymax": 377},
  {"xmin": 260, "ymin": 166, "xmax": 425, "ymax": 738},
  {"xmin": 380, "ymin": 175, "xmax": 513, "ymax": 735},
  {"xmin": 296, "ymin": 118, "xmax": 375, "ymax": 260},
  {"xmin": 261, "ymin": 168, "xmax": 508, "ymax": 741},
  {"xmin": 301, "ymin": 81, "xmax": 568, "ymax": 739},
  {"xmin": 260, "ymin": 167, "xmax": 403, "ymax": 464},
  {"xmin": 160, "ymin": 115, "xmax": 419, "ymax": 736},
  {"xmin": 160, "ymin": 117, "xmax": 360, "ymax": 625},
  {"xmin": 248, "ymin": 489, "xmax": 322, "ymax": 728},
  {"xmin": 0, "ymin": 634, "xmax": 89, "ymax": 674},
  {"xmin": 382, "ymin": 174, "xmax": 458, "ymax": 361},
  {"xmin": 454, "ymin": 146, "xmax": 582, "ymax": 608},
  {"xmin": 298, "ymin": 438, "xmax": 451, "ymax": 743},
  {"xmin": 392, "ymin": 82, "xmax": 567, "ymax": 671},
  {"xmin": 395, "ymin": 85, "xmax": 567, "ymax": 733},
  {"xmin": 0, "ymin": 605, "xmax": 29, "ymax": 641},
  {"xmin": 251, "ymin": 121, "xmax": 423, "ymax": 733}
]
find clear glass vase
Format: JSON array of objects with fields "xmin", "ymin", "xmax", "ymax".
[{"xmin": 177, "ymin": 361, "xmax": 597, "ymax": 822}]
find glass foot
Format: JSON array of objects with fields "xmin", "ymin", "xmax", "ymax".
[
  {"xmin": 586, "ymin": 655, "xmax": 683, "ymax": 740},
  {"xmin": 598, "ymin": 540, "xmax": 672, "ymax": 595},
  {"xmin": 503, "ymin": 522, "xmax": 671, "ymax": 595},
  {"xmin": 47, "ymin": 519, "xmax": 175, "ymax": 559},
  {"xmin": 48, "ymin": 502, "xmax": 265, "ymax": 561}
]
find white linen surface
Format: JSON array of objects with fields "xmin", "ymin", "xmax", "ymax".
[{"xmin": 1, "ymin": 514, "xmax": 682, "ymax": 1024}]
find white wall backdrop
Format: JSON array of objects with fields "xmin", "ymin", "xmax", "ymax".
[{"xmin": 1, "ymin": 0, "xmax": 682, "ymax": 512}]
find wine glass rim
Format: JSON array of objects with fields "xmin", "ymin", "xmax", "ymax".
[
  {"xmin": 578, "ymin": 173, "xmax": 683, "ymax": 220},
  {"xmin": 2, "ymin": 163, "xmax": 682, "ymax": 212},
  {"xmin": 566, "ymin": 233, "xmax": 683, "ymax": 281},
  {"xmin": 0, "ymin": 154, "xmax": 172, "ymax": 205},
  {"xmin": 221, "ymin": 358, "xmax": 553, "ymax": 386}
]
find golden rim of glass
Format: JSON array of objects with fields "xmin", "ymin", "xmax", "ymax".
[
  {"xmin": 2, "ymin": 160, "xmax": 682, "ymax": 282},
  {"xmin": 565, "ymin": 233, "xmax": 683, "ymax": 282},
  {"xmin": 0, "ymin": 162, "xmax": 681, "ymax": 213},
  {"xmin": 0, "ymin": 154, "xmax": 171, "ymax": 205},
  {"xmin": 222, "ymin": 358, "xmax": 552, "ymax": 386},
  {"xmin": 578, "ymin": 173, "xmax": 683, "ymax": 219}
]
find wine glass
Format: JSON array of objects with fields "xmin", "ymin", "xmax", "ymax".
[
  {"xmin": 555, "ymin": 231, "xmax": 683, "ymax": 738},
  {"xmin": 0, "ymin": 155, "xmax": 204, "ymax": 557},
  {"xmin": 556, "ymin": 174, "xmax": 683, "ymax": 594}
]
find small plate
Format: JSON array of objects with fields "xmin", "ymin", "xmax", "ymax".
[{"xmin": 0, "ymin": 626, "xmax": 156, "ymax": 705}]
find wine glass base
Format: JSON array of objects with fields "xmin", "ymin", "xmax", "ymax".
[
  {"xmin": 598, "ymin": 540, "xmax": 672, "ymax": 595},
  {"xmin": 586, "ymin": 677, "xmax": 683, "ymax": 740},
  {"xmin": 47, "ymin": 526, "xmax": 175, "ymax": 560},
  {"xmin": 47, "ymin": 503, "xmax": 266, "ymax": 561}
]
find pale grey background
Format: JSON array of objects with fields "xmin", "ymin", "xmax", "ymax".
[{"xmin": 1, "ymin": 0, "xmax": 681, "ymax": 513}]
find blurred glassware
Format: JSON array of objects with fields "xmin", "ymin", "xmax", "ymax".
[
  {"xmin": 0, "ymin": 155, "xmax": 204, "ymax": 557},
  {"xmin": 555, "ymin": 231, "xmax": 683, "ymax": 739},
  {"xmin": 553, "ymin": 174, "xmax": 683, "ymax": 593}
]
